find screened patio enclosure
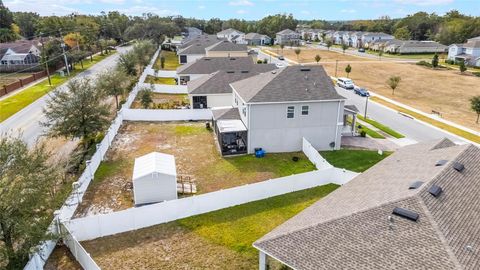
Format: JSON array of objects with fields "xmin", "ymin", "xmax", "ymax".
[{"xmin": 215, "ymin": 119, "xmax": 248, "ymax": 156}]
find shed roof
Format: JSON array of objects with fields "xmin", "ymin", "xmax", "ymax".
[{"xmin": 133, "ymin": 152, "xmax": 176, "ymax": 180}]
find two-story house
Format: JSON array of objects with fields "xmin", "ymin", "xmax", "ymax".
[
  {"xmin": 361, "ymin": 32, "xmax": 394, "ymax": 48},
  {"xmin": 448, "ymin": 36, "xmax": 480, "ymax": 66},
  {"xmin": 275, "ymin": 29, "xmax": 301, "ymax": 45},
  {"xmin": 217, "ymin": 28, "xmax": 246, "ymax": 44},
  {"xmin": 212, "ymin": 66, "xmax": 349, "ymax": 156},
  {"xmin": 0, "ymin": 40, "xmax": 41, "ymax": 71},
  {"xmin": 245, "ymin": 33, "xmax": 271, "ymax": 46},
  {"xmin": 176, "ymin": 35, "xmax": 223, "ymax": 64}
]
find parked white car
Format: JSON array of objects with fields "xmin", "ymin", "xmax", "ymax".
[{"xmin": 337, "ymin": 77, "xmax": 354, "ymax": 90}]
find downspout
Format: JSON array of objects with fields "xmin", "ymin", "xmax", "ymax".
[
  {"xmin": 247, "ymin": 103, "xmax": 251, "ymax": 154},
  {"xmin": 334, "ymin": 101, "xmax": 342, "ymax": 150}
]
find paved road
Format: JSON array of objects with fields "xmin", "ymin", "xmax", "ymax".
[
  {"xmin": 254, "ymin": 47, "xmax": 290, "ymax": 67},
  {"xmin": 336, "ymin": 86, "xmax": 467, "ymax": 144},
  {"xmin": 0, "ymin": 47, "xmax": 131, "ymax": 145},
  {"xmin": 307, "ymin": 44, "xmax": 418, "ymax": 63}
]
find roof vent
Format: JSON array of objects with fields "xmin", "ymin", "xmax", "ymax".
[
  {"xmin": 300, "ymin": 67, "xmax": 311, "ymax": 71},
  {"xmin": 230, "ymin": 57, "xmax": 236, "ymax": 60},
  {"xmin": 204, "ymin": 58, "xmax": 211, "ymax": 61},
  {"xmin": 428, "ymin": 185, "xmax": 443, "ymax": 197},
  {"xmin": 271, "ymin": 71, "xmax": 277, "ymax": 74},
  {"xmin": 409, "ymin": 181, "xmax": 424, "ymax": 189},
  {"xmin": 392, "ymin": 207, "xmax": 419, "ymax": 222},
  {"xmin": 435, "ymin": 159, "xmax": 448, "ymax": 166},
  {"xmin": 241, "ymin": 70, "xmax": 249, "ymax": 73},
  {"xmin": 226, "ymin": 71, "xmax": 235, "ymax": 73},
  {"xmin": 453, "ymin": 162, "xmax": 464, "ymax": 172}
]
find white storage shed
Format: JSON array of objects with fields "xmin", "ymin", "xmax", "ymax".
[{"xmin": 132, "ymin": 152, "xmax": 178, "ymax": 205}]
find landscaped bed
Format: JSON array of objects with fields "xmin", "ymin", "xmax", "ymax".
[
  {"xmin": 74, "ymin": 122, "xmax": 316, "ymax": 217},
  {"xmin": 131, "ymin": 93, "xmax": 189, "ymax": 109},
  {"xmin": 81, "ymin": 184, "xmax": 339, "ymax": 270}
]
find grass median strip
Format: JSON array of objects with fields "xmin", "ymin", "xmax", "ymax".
[
  {"xmin": 371, "ymin": 96, "xmax": 480, "ymax": 144},
  {"xmin": 0, "ymin": 52, "xmax": 115, "ymax": 123},
  {"xmin": 357, "ymin": 124, "xmax": 385, "ymax": 139},
  {"xmin": 358, "ymin": 115, "xmax": 405, "ymax": 138}
]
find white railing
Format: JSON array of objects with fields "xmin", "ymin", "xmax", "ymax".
[
  {"xmin": 62, "ymin": 224, "xmax": 101, "ymax": 270},
  {"xmin": 23, "ymin": 47, "xmax": 161, "ymax": 270},
  {"xmin": 138, "ymin": 83, "xmax": 188, "ymax": 94},
  {"xmin": 302, "ymin": 137, "xmax": 333, "ymax": 170},
  {"xmin": 123, "ymin": 108, "xmax": 212, "ymax": 122},
  {"xmin": 66, "ymin": 168, "xmax": 358, "ymax": 242}
]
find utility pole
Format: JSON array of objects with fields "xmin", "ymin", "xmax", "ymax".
[
  {"xmin": 59, "ymin": 29, "xmax": 70, "ymax": 76},
  {"xmin": 335, "ymin": 59, "xmax": 338, "ymax": 77},
  {"xmin": 364, "ymin": 95, "xmax": 369, "ymax": 119},
  {"xmin": 40, "ymin": 33, "xmax": 52, "ymax": 86},
  {"xmin": 76, "ymin": 32, "xmax": 83, "ymax": 69}
]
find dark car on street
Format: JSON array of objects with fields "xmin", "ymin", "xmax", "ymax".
[
  {"xmin": 277, "ymin": 55, "xmax": 285, "ymax": 60},
  {"xmin": 354, "ymin": 86, "xmax": 370, "ymax": 97},
  {"xmin": 358, "ymin": 48, "xmax": 365, "ymax": 53}
]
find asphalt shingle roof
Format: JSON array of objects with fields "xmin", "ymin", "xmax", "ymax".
[
  {"xmin": 212, "ymin": 107, "xmax": 241, "ymax": 121},
  {"xmin": 176, "ymin": 56, "xmax": 256, "ymax": 75},
  {"xmin": 254, "ymin": 139, "xmax": 480, "ymax": 270},
  {"xmin": 231, "ymin": 66, "xmax": 345, "ymax": 103},
  {"xmin": 206, "ymin": 40, "xmax": 248, "ymax": 52}
]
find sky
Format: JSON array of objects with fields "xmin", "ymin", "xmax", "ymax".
[{"xmin": 4, "ymin": 0, "xmax": 480, "ymax": 20}]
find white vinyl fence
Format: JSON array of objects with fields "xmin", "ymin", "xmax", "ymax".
[
  {"xmin": 23, "ymin": 47, "xmax": 161, "ymax": 270},
  {"xmin": 66, "ymin": 168, "xmax": 358, "ymax": 242},
  {"xmin": 138, "ymin": 82, "xmax": 188, "ymax": 94},
  {"xmin": 123, "ymin": 108, "xmax": 212, "ymax": 121},
  {"xmin": 62, "ymin": 224, "xmax": 100, "ymax": 270},
  {"xmin": 144, "ymin": 67, "xmax": 177, "ymax": 78},
  {"xmin": 302, "ymin": 137, "xmax": 333, "ymax": 170}
]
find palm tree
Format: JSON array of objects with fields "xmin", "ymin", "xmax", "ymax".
[
  {"xmin": 387, "ymin": 76, "xmax": 401, "ymax": 95},
  {"xmin": 315, "ymin": 54, "xmax": 321, "ymax": 64}
]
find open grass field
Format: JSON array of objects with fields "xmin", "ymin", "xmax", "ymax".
[
  {"xmin": 0, "ymin": 73, "xmax": 33, "ymax": 87},
  {"xmin": 74, "ymin": 122, "xmax": 315, "ymax": 217},
  {"xmin": 0, "ymin": 52, "xmax": 115, "ymax": 123},
  {"xmin": 153, "ymin": 50, "xmax": 180, "ymax": 70},
  {"xmin": 131, "ymin": 93, "xmax": 189, "ymax": 109},
  {"xmin": 81, "ymin": 184, "xmax": 338, "ymax": 270},
  {"xmin": 320, "ymin": 149, "xmax": 391, "ymax": 172},
  {"xmin": 144, "ymin": 75, "xmax": 176, "ymax": 85},
  {"xmin": 273, "ymin": 48, "xmax": 368, "ymax": 63}
]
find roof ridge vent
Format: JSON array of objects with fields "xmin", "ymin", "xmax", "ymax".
[
  {"xmin": 226, "ymin": 70, "xmax": 235, "ymax": 73},
  {"xmin": 409, "ymin": 181, "xmax": 424, "ymax": 190},
  {"xmin": 435, "ymin": 159, "xmax": 448, "ymax": 166},
  {"xmin": 392, "ymin": 207, "xmax": 419, "ymax": 222},
  {"xmin": 453, "ymin": 162, "xmax": 464, "ymax": 172},
  {"xmin": 428, "ymin": 185, "xmax": 443, "ymax": 197},
  {"xmin": 300, "ymin": 67, "xmax": 311, "ymax": 71}
]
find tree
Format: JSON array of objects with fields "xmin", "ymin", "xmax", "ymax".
[
  {"xmin": 0, "ymin": 136, "xmax": 58, "ymax": 269},
  {"xmin": 42, "ymin": 78, "xmax": 110, "ymax": 145},
  {"xmin": 345, "ymin": 64, "xmax": 352, "ymax": 78},
  {"xmin": 160, "ymin": 55, "xmax": 166, "ymax": 69},
  {"xmin": 0, "ymin": 0, "xmax": 14, "ymax": 29},
  {"xmin": 96, "ymin": 69, "xmax": 131, "ymax": 109},
  {"xmin": 341, "ymin": 43, "xmax": 348, "ymax": 54},
  {"xmin": 140, "ymin": 86, "xmax": 153, "ymax": 109},
  {"xmin": 315, "ymin": 54, "xmax": 321, "ymax": 64},
  {"xmin": 394, "ymin": 26, "xmax": 411, "ymax": 40},
  {"xmin": 118, "ymin": 52, "xmax": 137, "ymax": 76},
  {"xmin": 294, "ymin": 48, "xmax": 301, "ymax": 60},
  {"xmin": 459, "ymin": 59, "xmax": 467, "ymax": 73},
  {"xmin": 280, "ymin": 44, "xmax": 285, "ymax": 55},
  {"xmin": 13, "ymin": 12, "xmax": 39, "ymax": 38},
  {"xmin": 387, "ymin": 76, "xmax": 401, "ymax": 95},
  {"xmin": 63, "ymin": 32, "xmax": 85, "ymax": 49},
  {"xmin": 378, "ymin": 48, "xmax": 384, "ymax": 60},
  {"xmin": 431, "ymin": 53, "xmax": 439, "ymax": 68},
  {"xmin": 470, "ymin": 96, "xmax": 480, "ymax": 124},
  {"xmin": 326, "ymin": 40, "xmax": 332, "ymax": 50}
]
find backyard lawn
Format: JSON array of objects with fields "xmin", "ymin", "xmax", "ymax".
[
  {"xmin": 0, "ymin": 52, "xmax": 115, "ymax": 123},
  {"xmin": 81, "ymin": 184, "xmax": 339, "ymax": 269},
  {"xmin": 0, "ymin": 73, "xmax": 32, "ymax": 87},
  {"xmin": 144, "ymin": 75, "xmax": 176, "ymax": 85},
  {"xmin": 131, "ymin": 93, "xmax": 189, "ymax": 109},
  {"xmin": 153, "ymin": 50, "xmax": 180, "ymax": 70},
  {"xmin": 320, "ymin": 149, "xmax": 391, "ymax": 172},
  {"xmin": 74, "ymin": 122, "xmax": 316, "ymax": 216}
]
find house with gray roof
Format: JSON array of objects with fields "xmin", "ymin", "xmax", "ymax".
[
  {"xmin": 384, "ymin": 40, "xmax": 447, "ymax": 54},
  {"xmin": 448, "ymin": 36, "xmax": 480, "ymax": 67},
  {"xmin": 176, "ymin": 35, "xmax": 223, "ymax": 64},
  {"xmin": 275, "ymin": 29, "xmax": 301, "ymax": 45},
  {"xmin": 0, "ymin": 40, "xmax": 41, "ymax": 72},
  {"xmin": 217, "ymin": 28, "xmax": 246, "ymax": 44},
  {"xmin": 188, "ymin": 64, "xmax": 277, "ymax": 109},
  {"xmin": 254, "ymin": 138, "xmax": 480, "ymax": 270},
  {"xmin": 211, "ymin": 66, "xmax": 349, "ymax": 155},
  {"xmin": 205, "ymin": 40, "xmax": 248, "ymax": 57},
  {"xmin": 245, "ymin": 33, "xmax": 271, "ymax": 46}
]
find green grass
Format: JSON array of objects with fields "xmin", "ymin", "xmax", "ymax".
[
  {"xmin": 144, "ymin": 75, "xmax": 176, "ymax": 85},
  {"xmin": 358, "ymin": 115, "xmax": 405, "ymax": 138},
  {"xmin": 320, "ymin": 149, "xmax": 391, "ymax": 172},
  {"xmin": 371, "ymin": 96, "xmax": 480, "ymax": 144},
  {"xmin": 153, "ymin": 50, "xmax": 181, "ymax": 70},
  {"xmin": 358, "ymin": 124, "xmax": 386, "ymax": 139},
  {"xmin": 174, "ymin": 125, "xmax": 205, "ymax": 136},
  {"xmin": 177, "ymin": 184, "xmax": 339, "ymax": 256},
  {"xmin": 0, "ymin": 52, "xmax": 115, "ymax": 123}
]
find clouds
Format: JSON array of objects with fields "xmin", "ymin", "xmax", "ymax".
[
  {"xmin": 393, "ymin": 0, "xmax": 454, "ymax": 6},
  {"xmin": 340, "ymin": 9, "xmax": 356, "ymax": 13},
  {"xmin": 229, "ymin": 0, "xmax": 254, "ymax": 6}
]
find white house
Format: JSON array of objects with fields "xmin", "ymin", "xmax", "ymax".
[
  {"xmin": 0, "ymin": 40, "xmax": 41, "ymax": 71},
  {"xmin": 245, "ymin": 33, "xmax": 272, "ymax": 46},
  {"xmin": 132, "ymin": 152, "xmax": 177, "ymax": 205},
  {"xmin": 176, "ymin": 35, "xmax": 222, "ymax": 64},
  {"xmin": 212, "ymin": 66, "xmax": 351, "ymax": 156},
  {"xmin": 447, "ymin": 36, "xmax": 480, "ymax": 66},
  {"xmin": 361, "ymin": 32, "xmax": 394, "ymax": 47},
  {"xmin": 275, "ymin": 29, "xmax": 301, "ymax": 45},
  {"xmin": 217, "ymin": 28, "xmax": 246, "ymax": 44}
]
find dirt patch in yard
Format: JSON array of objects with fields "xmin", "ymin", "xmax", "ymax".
[
  {"xmin": 131, "ymin": 93, "xmax": 189, "ymax": 109},
  {"xmin": 44, "ymin": 245, "xmax": 82, "ymax": 270},
  {"xmin": 319, "ymin": 61, "xmax": 480, "ymax": 131},
  {"xmin": 74, "ymin": 122, "xmax": 315, "ymax": 217}
]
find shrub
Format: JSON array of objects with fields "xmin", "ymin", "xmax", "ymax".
[
  {"xmin": 257, "ymin": 59, "xmax": 263, "ymax": 64},
  {"xmin": 416, "ymin": 60, "xmax": 432, "ymax": 68},
  {"xmin": 360, "ymin": 130, "xmax": 367, "ymax": 137},
  {"xmin": 473, "ymin": 72, "xmax": 480, "ymax": 77}
]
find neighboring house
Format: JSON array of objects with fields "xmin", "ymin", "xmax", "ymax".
[
  {"xmin": 332, "ymin": 31, "xmax": 346, "ymax": 44},
  {"xmin": 205, "ymin": 40, "xmax": 248, "ymax": 57},
  {"xmin": 245, "ymin": 33, "xmax": 271, "ymax": 46},
  {"xmin": 184, "ymin": 27, "xmax": 202, "ymax": 38},
  {"xmin": 385, "ymin": 40, "xmax": 447, "ymax": 54},
  {"xmin": 300, "ymin": 29, "xmax": 322, "ymax": 41},
  {"xmin": 217, "ymin": 28, "xmax": 246, "ymax": 44},
  {"xmin": 361, "ymin": 32, "xmax": 394, "ymax": 47},
  {"xmin": 176, "ymin": 35, "xmax": 222, "ymax": 64},
  {"xmin": 447, "ymin": 36, "xmax": 480, "ymax": 66},
  {"xmin": 187, "ymin": 64, "xmax": 277, "ymax": 109},
  {"xmin": 254, "ymin": 138, "xmax": 480, "ymax": 270},
  {"xmin": 212, "ymin": 66, "xmax": 349, "ymax": 156},
  {"xmin": 176, "ymin": 56, "xmax": 256, "ymax": 84},
  {"xmin": 0, "ymin": 40, "xmax": 41, "ymax": 71},
  {"xmin": 275, "ymin": 29, "xmax": 301, "ymax": 45}
]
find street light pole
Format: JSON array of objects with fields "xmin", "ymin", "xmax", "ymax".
[
  {"xmin": 335, "ymin": 59, "xmax": 338, "ymax": 77},
  {"xmin": 364, "ymin": 95, "xmax": 369, "ymax": 119},
  {"xmin": 61, "ymin": 42, "xmax": 70, "ymax": 76}
]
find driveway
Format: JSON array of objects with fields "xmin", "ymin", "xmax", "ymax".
[{"xmin": 0, "ymin": 46, "xmax": 132, "ymax": 145}]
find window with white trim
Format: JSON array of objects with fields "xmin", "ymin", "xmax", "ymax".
[
  {"xmin": 287, "ymin": 106, "xmax": 295, "ymax": 118},
  {"xmin": 301, "ymin": 105, "xmax": 309, "ymax": 115},
  {"xmin": 242, "ymin": 107, "xmax": 246, "ymax": 117}
]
